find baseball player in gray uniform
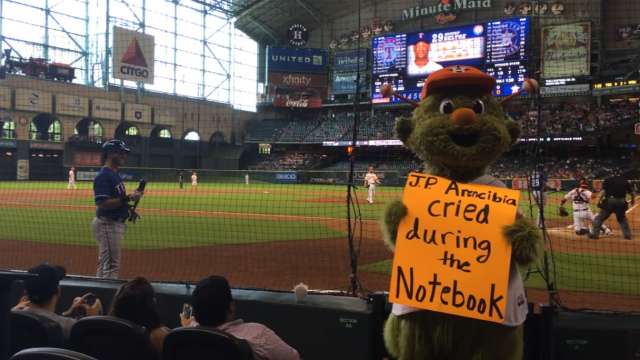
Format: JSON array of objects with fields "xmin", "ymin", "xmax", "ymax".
[{"xmin": 92, "ymin": 140, "xmax": 142, "ymax": 279}]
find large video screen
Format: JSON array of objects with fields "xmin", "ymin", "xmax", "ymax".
[
  {"xmin": 371, "ymin": 17, "xmax": 530, "ymax": 103},
  {"xmin": 485, "ymin": 17, "xmax": 529, "ymax": 96}
]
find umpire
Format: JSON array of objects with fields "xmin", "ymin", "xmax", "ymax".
[
  {"xmin": 590, "ymin": 172, "xmax": 635, "ymax": 240},
  {"xmin": 92, "ymin": 139, "xmax": 143, "ymax": 278}
]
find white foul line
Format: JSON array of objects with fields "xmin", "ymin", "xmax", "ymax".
[{"xmin": 626, "ymin": 196, "xmax": 639, "ymax": 214}]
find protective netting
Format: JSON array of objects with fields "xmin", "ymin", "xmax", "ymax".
[{"xmin": 0, "ymin": 0, "xmax": 638, "ymax": 316}]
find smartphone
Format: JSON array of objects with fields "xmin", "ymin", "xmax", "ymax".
[
  {"xmin": 84, "ymin": 293, "xmax": 97, "ymax": 306},
  {"xmin": 182, "ymin": 303, "xmax": 193, "ymax": 318}
]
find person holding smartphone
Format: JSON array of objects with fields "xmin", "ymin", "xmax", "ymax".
[
  {"xmin": 180, "ymin": 276, "xmax": 300, "ymax": 360},
  {"xmin": 109, "ymin": 277, "xmax": 169, "ymax": 355},
  {"xmin": 12, "ymin": 263, "xmax": 103, "ymax": 339}
]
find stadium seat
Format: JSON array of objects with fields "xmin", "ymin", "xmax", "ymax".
[
  {"xmin": 162, "ymin": 327, "xmax": 254, "ymax": 360},
  {"xmin": 69, "ymin": 316, "xmax": 157, "ymax": 360},
  {"xmin": 10, "ymin": 347, "xmax": 97, "ymax": 360},
  {"xmin": 9, "ymin": 310, "xmax": 65, "ymax": 356}
]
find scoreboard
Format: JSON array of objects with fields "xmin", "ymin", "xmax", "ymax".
[
  {"xmin": 372, "ymin": 24, "xmax": 486, "ymax": 103},
  {"xmin": 371, "ymin": 17, "xmax": 530, "ymax": 103},
  {"xmin": 485, "ymin": 17, "xmax": 529, "ymax": 96}
]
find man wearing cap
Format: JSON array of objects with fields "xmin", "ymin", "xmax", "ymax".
[
  {"xmin": 92, "ymin": 139, "xmax": 143, "ymax": 279},
  {"xmin": 590, "ymin": 171, "xmax": 635, "ymax": 240},
  {"xmin": 560, "ymin": 178, "xmax": 611, "ymax": 236},
  {"xmin": 12, "ymin": 264, "xmax": 102, "ymax": 339},
  {"xmin": 407, "ymin": 36, "xmax": 443, "ymax": 76}
]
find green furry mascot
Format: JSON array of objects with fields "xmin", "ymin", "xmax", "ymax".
[{"xmin": 381, "ymin": 66, "xmax": 541, "ymax": 360}]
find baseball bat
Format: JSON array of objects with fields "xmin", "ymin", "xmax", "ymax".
[{"xmin": 128, "ymin": 179, "xmax": 147, "ymax": 223}]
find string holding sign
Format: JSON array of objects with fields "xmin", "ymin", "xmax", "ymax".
[{"xmin": 389, "ymin": 173, "xmax": 520, "ymax": 323}]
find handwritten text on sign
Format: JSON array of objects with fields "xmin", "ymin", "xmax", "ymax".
[{"xmin": 389, "ymin": 173, "xmax": 520, "ymax": 323}]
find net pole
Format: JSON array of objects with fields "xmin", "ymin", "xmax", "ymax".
[{"xmin": 346, "ymin": 0, "xmax": 363, "ymax": 296}]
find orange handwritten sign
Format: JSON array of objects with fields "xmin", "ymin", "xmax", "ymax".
[{"xmin": 389, "ymin": 173, "xmax": 520, "ymax": 323}]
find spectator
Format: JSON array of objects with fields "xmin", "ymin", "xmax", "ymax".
[
  {"xmin": 109, "ymin": 277, "xmax": 169, "ymax": 354},
  {"xmin": 182, "ymin": 275, "xmax": 300, "ymax": 360},
  {"xmin": 12, "ymin": 263, "xmax": 102, "ymax": 339}
]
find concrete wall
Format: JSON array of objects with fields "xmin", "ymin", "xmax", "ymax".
[
  {"xmin": 0, "ymin": 75, "xmax": 253, "ymax": 178},
  {"xmin": 0, "ymin": 75, "xmax": 241, "ymax": 143}
]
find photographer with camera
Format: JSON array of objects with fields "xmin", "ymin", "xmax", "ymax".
[{"xmin": 12, "ymin": 263, "xmax": 103, "ymax": 339}]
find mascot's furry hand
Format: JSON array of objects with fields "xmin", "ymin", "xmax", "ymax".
[
  {"xmin": 503, "ymin": 217, "xmax": 541, "ymax": 266},
  {"xmin": 382, "ymin": 200, "xmax": 408, "ymax": 250}
]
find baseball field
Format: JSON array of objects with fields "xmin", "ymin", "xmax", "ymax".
[{"xmin": 1, "ymin": 179, "xmax": 638, "ymax": 312}]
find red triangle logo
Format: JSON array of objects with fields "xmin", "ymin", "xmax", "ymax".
[{"xmin": 121, "ymin": 38, "xmax": 147, "ymax": 67}]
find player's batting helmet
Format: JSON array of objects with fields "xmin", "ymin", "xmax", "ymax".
[
  {"xmin": 101, "ymin": 139, "xmax": 130, "ymax": 162},
  {"xmin": 102, "ymin": 139, "xmax": 130, "ymax": 154}
]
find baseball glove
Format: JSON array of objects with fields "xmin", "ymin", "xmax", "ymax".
[{"xmin": 558, "ymin": 206, "xmax": 569, "ymax": 217}]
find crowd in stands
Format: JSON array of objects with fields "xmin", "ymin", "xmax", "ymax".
[
  {"xmin": 11, "ymin": 263, "xmax": 300, "ymax": 359},
  {"xmin": 510, "ymin": 101, "xmax": 637, "ymax": 137},
  {"xmin": 251, "ymin": 152, "xmax": 324, "ymax": 170},
  {"xmin": 490, "ymin": 154, "xmax": 633, "ymax": 179},
  {"xmin": 247, "ymin": 101, "xmax": 636, "ymax": 144}
]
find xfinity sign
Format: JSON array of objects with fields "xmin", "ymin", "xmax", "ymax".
[{"xmin": 113, "ymin": 26, "xmax": 155, "ymax": 84}]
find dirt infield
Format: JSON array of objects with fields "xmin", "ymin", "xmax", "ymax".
[{"xmin": 1, "ymin": 187, "xmax": 639, "ymax": 313}]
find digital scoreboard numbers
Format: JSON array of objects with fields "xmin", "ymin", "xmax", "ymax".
[
  {"xmin": 372, "ymin": 34, "xmax": 407, "ymax": 104},
  {"xmin": 485, "ymin": 18, "xmax": 530, "ymax": 97},
  {"xmin": 372, "ymin": 24, "xmax": 485, "ymax": 104}
]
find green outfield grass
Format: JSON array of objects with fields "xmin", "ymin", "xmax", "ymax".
[
  {"xmin": 0, "ymin": 181, "xmax": 584, "ymax": 251},
  {"xmin": 359, "ymin": 253, "xmax": 640, "ymax": 296},
  {"xmin": 0, "ymin": 206, "xmax": 345, "ymax": 250}
]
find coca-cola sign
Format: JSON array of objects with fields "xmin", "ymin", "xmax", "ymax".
[
  {"xmin": 272, "ymin": 93, "xmax": 323, "ymax": 108},
  {"xmin": 268, "ymin": 71, "xmax": 327, "ymax": 108}
]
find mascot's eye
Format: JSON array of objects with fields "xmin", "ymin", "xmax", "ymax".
[
  {"xmin": 439, "ymin": 99, "xmax": 455, "ymax": 114},
  {"xmin": 472, "ymin": 99, "xmax": 485, "ymax": 114}
]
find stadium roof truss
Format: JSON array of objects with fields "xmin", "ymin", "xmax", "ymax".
[{"xmin": 0, "ymin": 0, "xmax": 259, "ymax": 110}]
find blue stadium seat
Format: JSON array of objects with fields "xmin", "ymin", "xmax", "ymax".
[
  {"xmin": 162, "ymin": 327, "xmax": 254, "ymax": 360},
  {"xmin": 70, "ymin": 316, "xmax": 157, "ymax": 360},
  {"xmin": 10, "ymin": 347, "xmax": 97, "ymax": 360},
  {"xmin": 10, "ymin": 310, "xmax": 65, "ymax": 356}
]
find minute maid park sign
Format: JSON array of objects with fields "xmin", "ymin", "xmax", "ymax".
[{"xmin": 402, "ymin": 0, "xmax": 493, "ymax": 22}]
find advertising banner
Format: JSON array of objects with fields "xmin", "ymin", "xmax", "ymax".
[
  {"xmin": 124, "ymin": 103, "xmax": 151, "ymax": 123},
  {"xmin": 275, "ymin": 172, "xmax": 298, "ymax": 183},
  {"xmin": 268, "ymin": 72, "xmax": 327, "ymax": 108},
  {"xmin": 541, "ymin": 22, "xmax": 591, "ymax": 78},
  {"xmin": 56, "ymin": 94, "xmax": 89, "ymax": 117},
  {"xmin": 15, "ymin": 89, "xmax": 52, "ymax": 113},
  {"xmin": 113, "ymin": 26, "xmax": 155, "ymax": 84},
  {"xmin": 92, "ymin": 99, "xmax": 122, "ymax": 120},
  {"xmin": 267, "ymin": 47, "xmax": 328, "ymax": 73},
  {"xmin": 333, "ymin": 49, "xmax": 369, "ymax": 72},
  {"xmin": 332, "ymin": 72, "xmax": 369, "ymax": 95},
  {"xmin": 73, "ymin": 152, "xmax": 102, "ymax": 167}
]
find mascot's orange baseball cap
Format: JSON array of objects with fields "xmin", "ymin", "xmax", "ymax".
[{"xmin": 420, "ymin": 65, "xmax": 496, "ymax": 100}]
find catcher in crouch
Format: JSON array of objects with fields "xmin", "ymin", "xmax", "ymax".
[{"xmin": 559, "ymin": 179, "xmax": 611, "ymax": 236}]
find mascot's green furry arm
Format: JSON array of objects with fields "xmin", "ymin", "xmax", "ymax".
[{"xmin": 380, "ymin": 66, "xmax": 542, "ymax": 360}]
